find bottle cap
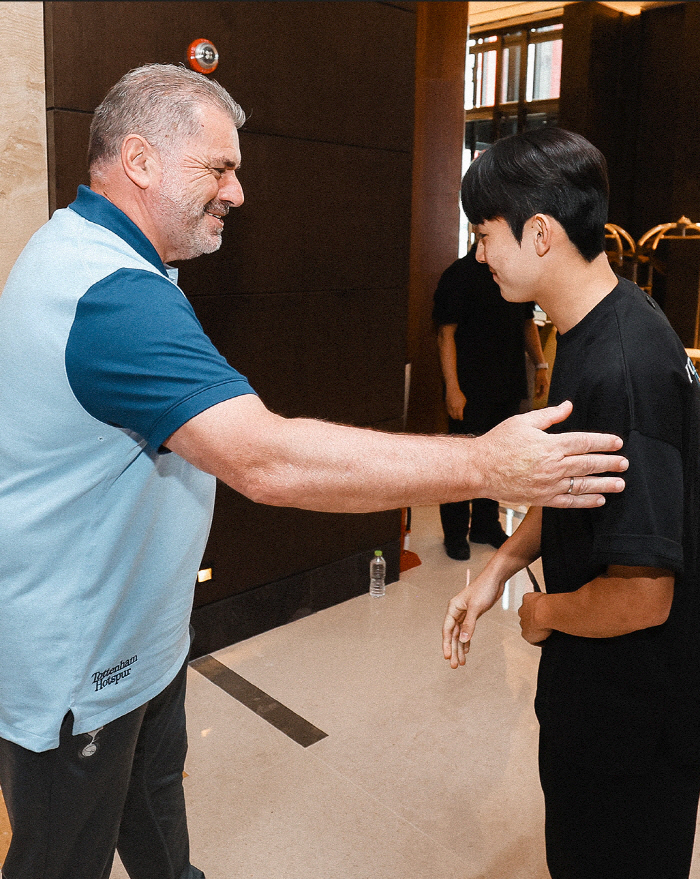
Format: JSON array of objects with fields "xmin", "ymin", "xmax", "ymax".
[{"xmin": 374, "ymin": 550, "xmax": 383, "ymax": 557}]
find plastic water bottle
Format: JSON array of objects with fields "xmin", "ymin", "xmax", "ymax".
[{"xmin": 369, "ymin": 550, "xmax": 386, "ymax": 597}]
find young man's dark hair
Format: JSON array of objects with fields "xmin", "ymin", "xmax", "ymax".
[{"xmin": 461, "ymin": 127, "xmax": 609, "ymax": 262}]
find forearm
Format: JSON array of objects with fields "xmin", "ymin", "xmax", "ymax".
[
  {"xmin": 228, "ymin": 417, "xmax": 489, "ymax": 512},
  {"xmin": 168, "ymin": 395, "xmax": 493, "ymax": 512},
  {"xmin": 437, "ymin": 326, "xmax": 466, "ymax": 419},
  {"xmin": 531, "ymin": 566, "xmax": 674, "ymax": 638},
  {"xmin": 436, "ymin": 325, "xmax": 461, "ymax": 394},
  {"xmin": 480, "ymin": 507, "xmax": 542, "ymax": 585},
  {"xmin": 166, "ymin": 395, "xmax": 627, "ymax": 512},
  {"xmin": 524, "ymin": 318, "xmax": 546, "ymax": 365}
]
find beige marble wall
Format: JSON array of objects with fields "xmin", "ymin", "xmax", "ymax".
[{"xmin": 0, "ymin": 2, "xmax": 48, "ymax": 291}]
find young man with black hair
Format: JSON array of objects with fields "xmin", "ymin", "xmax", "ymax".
[{"xmin": 443, "ymin": 127, "xmax": 700, "ymax": 878}]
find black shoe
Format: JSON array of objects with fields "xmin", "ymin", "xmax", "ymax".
[
  {"xmin": 469, "ymin": 527, "xmax": 508, "ymax": 549},
  {"xmin": 444, "ymin": 540, "xmax": 471, "ymax": 560}
]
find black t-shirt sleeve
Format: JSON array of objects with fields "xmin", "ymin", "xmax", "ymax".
[
  {"xmin": 543, "ymin": 288, "xmax": 687, "ymax": 588},
  {"xmin": 593, "ymin": 430, "xmax": 684, "ymax": 574}
]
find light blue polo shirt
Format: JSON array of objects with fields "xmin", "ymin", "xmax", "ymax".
[{"xmin": 0, "ymin": 186, "xmax": 256, "ymax": 751}]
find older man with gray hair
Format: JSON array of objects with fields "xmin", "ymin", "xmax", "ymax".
[{"xmin": 0, "ymin": 65, "xmax": 626, "ymax": 879}]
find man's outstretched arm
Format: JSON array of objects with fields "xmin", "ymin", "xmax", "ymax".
[{"xmin": 165, "ymin": 395, "xmax": 627, "ymax": 513}]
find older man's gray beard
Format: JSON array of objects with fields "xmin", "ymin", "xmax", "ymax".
[{"xmin": 154, "ymin": 186, "xmax": 229, "ymax": 261}]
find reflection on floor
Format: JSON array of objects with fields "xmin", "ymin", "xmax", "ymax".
[{"xmin": 3, "ymin": 506, "xmax": 700, "ymax": 877}]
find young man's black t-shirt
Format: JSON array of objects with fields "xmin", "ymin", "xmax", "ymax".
[{"xmin": 538, "ymin": 277, "xmax": 700, "ymax": 774}]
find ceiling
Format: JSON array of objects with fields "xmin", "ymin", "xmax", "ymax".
[{"xmin": 468, "ymin": 1, "xmax": 677, "ymax": 31}]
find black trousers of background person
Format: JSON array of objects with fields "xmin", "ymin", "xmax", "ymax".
[
  {"xmin": 539, "ymin": 727, "xmax": 700, "ymax": 879},
  {"xmin": 439, "ymin": 397, "xmax": 522, "ymax": 544},
  {"xmin": 0, "ymin": 655, "xmax": 204, "ymax": 879}
]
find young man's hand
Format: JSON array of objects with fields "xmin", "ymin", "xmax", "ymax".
[
  {"xmin": 518, "ymin": 592, "xmax": 553, "ymax": 645},
  {"xmin": 445, "ymin": 386, "xmax": 467, "ymax": 421},
  {"xmin": 443, "ymin": 571, "xmax": 505, "ymax": 668}
]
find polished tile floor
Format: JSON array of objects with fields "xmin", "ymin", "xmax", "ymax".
[
  {"xmin": 110, "ymin": 505, "xmax": 550, "ymax": 879},
  {"xmin": 3, "ymin": 505, "xmax": 700, "ymax": 876}
]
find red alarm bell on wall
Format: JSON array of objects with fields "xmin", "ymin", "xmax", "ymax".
[{"xmin": 187, "ymin": 39, "xmax": 219, "ymax": 74}]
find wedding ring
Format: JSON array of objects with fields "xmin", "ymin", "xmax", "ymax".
[{"xmin": 567, "ymin": 477, "xmax": 575, "ymax": 494}]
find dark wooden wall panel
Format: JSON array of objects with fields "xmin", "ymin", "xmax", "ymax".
[
  {"xmin": 44, "ymin": 0, "xmax": 416, "ymax": 651},
  {"xmin": 673, "ymin": 3, "xmax": 700, "ymax": 227},
  {"xmin": 630, "ymin": 3, "xmax": 684, "ymax": 240},
  {"xmin": 191, "ymin": 289, "xmax": 407, "ymax": 424},
  {"xmin": 196, "ymin": 491, "xmax": 400, "ymax": 606},
  {"xmin": 559, "ymin": 2, "xmax": 640, "ymax": 235},
  {"xmin": 405, "ymin": 3, "xmax": 468, "ymax": 434},
  {"xmin": 627, "ymin": 1, "xmax": 700, "ymax": 341},
  {"xmin": 179, "ymin": 132, "xmax": 413, "ymax": 297},
  {"xmin": 45, "ymin": 1, "xmax": 414, "ymax": 151}
]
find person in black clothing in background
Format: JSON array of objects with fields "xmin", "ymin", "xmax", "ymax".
[
  {"xmin": 443, "ymin": 127, "xmax": 700, "ymax": 879},
  {"xmin": 433, "ymin": 244, "xmax": 549, "ymax": 559}
]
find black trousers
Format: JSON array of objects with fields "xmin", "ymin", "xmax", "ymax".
[
  {"xmin": 439, "ymin": 400, "xmax": 520, "ymax": 543},
  {"xmin": 0, "ymin": 657, "xmax": 204, "ymax": 879},
  {"xmin": 439, "ymin": 496, "xmax": 501, "ymax": 542},
  {"xmin": 539, "ymin": 728, "xmax": 700, "ymax": 879}
]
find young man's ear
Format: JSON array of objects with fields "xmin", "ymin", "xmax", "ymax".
[
  {"xmin": 531, "ymin": 213, "xmax": 553, "ymax": 257},
  {"xmin": 121, "ymin": 135, "xmax": 159, "ymax": 190}
]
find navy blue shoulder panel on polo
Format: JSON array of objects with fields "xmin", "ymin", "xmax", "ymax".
[{"xmin": 66, "ymin": 268, "xmax": 256, "ymax": 449}]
